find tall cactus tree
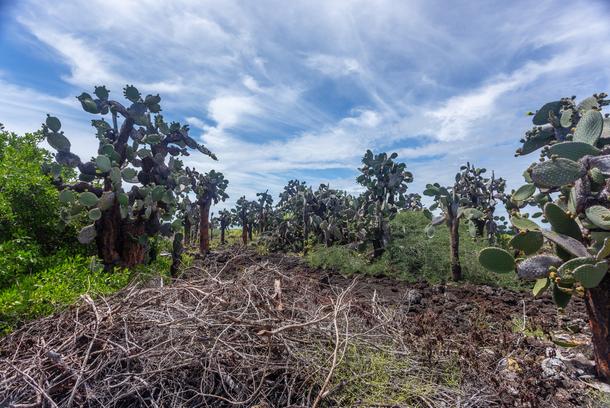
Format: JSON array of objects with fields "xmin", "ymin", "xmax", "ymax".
[
  {"xmin": 256, "ymin": 190, "xmax": 274, "ymax": 234},
  {"xmin": 233, "ymin": 196, "xmax": 250, "ymax": 245},
  {"xmin": 218, "ymin": 209, "xmax": 232, "ymax": 245},
  {"xmin": 478, "ymin": 93, "xmax": 610, "ymax": 381},
  {"xmin": 185, "ymin": 168, "xmax": 228, "ymax": 256},
  {"xmin": 42, "ymin": 85, "xmax": 216, "ymax": 267},
  {"xmin": 424, "ymin": 163, "xmax": 506, "ymax": 280},
  {"xmin": 356, "ymin": 150, "xmax": 413, "ymax": 258}
]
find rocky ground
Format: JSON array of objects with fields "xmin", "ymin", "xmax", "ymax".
[{"xmin": 1, "ymin": 248, "xmax": 609, "ymax": 407}]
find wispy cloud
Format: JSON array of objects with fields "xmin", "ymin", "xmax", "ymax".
[{"xmin": 1, "ymin": 0, "xmax": 610, "ymax": 207}]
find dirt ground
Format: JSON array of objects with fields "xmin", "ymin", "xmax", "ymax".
[{"xmin": 1, "ymin": 248, "xmax": 608, "ymax": 407}]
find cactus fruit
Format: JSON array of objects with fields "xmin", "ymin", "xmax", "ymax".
[{"xmin": 516, "ymin": 255, "xmax": 562, "ymax": 280}]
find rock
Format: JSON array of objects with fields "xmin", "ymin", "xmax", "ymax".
[
  {"xmin": 541, "ymin": 357, "xmax": 566, "ymax": 379},
  {"xmin": 406, "ymin": 289, "xmax": 423, "ymax": 305},
  {"xmin": 444, "ymin": 292, "xmax": 458, "ymax": 303}
]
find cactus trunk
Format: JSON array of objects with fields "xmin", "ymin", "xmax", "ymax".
[
  {"xmin": 585, "ymin": 275, "xmax": 610, "ymax": 382},
  {"xmin": 184, "ymin": 217, "xmax": 191, "ymax": 247},
  {"xmin": 248, "ymin": 224, "xmax": 253, "ymax": 241},
  {"xmin": 170, "ymin": 233, "xmax": 183, "ymax": 277},
  {"xmin": 449, "ymin": 216, "xmax": 462, "ymax": 281},
  {"xmin": 221, "ymin": 226, "xmax": 226, "ymax": 245},
  {"xmin": 199, "ymin": 201, "xmax": 211, "ymax": 256},
  {"xmin": 242, "ymin": 224, "xmax": 248, "ymax": 245},
  {"xmin": 96, "ymin": 200, "xmax": 145, "ymax": 268}
]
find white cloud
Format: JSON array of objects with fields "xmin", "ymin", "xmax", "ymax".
[
  {"xmin": 304, "ymin": 54, "xmax": 361, "ymax": 77},
  {"xmin": 3, "ymin": 0, "xmax": 610, "ymax": 206}
]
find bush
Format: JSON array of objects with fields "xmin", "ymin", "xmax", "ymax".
[
  {"xmin": 308, "ymin": 211, "xmax": 526, "ymax": 290},
  {"xmin": 0, "ymin": 251, "xmax": 131, "ymax": 334}
]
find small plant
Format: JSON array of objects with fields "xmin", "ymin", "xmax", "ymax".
[{"xmin": 478, "ymin": 93, "xmax": 610, "ymax": 381}]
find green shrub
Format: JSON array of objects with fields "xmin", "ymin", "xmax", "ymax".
[
  {"xmin": 308, "ymin": 211, "xmax": 526, "ymax": 290},
  {"xmin": 0, "ymin": 252, "xmax": 130, "ymax": 334}
]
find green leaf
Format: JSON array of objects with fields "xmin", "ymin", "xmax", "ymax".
[
  {"xmin": 78, "ymin": 224, "xmax": 97, "ymax": 244},
  {"xmin": 530, "ymin": 158, "xmax": 586, "ymax": 188},
  {"xmin": 597, "ymin": 238, "xmax": 610, "ymax": 260},
  {"xmin": 547, "ymin": 141, "xmax": 600, "ymax": 161},
  {"xmin": 574, "ymin": 261, "xmax": 608, "ymax": 288},
  {"xmin": 510, "ymin": 215, "xmax": 540, "ymax": 231},
  {"xmin": 47, "ymin": 132, "xmax": 71, "ymax": 152},
  {"xmin": 574, "ymin": 109, "xmax": 603, "ymax": 145},
  {"xmin": 96, "ymin": 155, "xmax": 112, "ymax": 172},
  {"xmin": 533, "ymin": 101, "xmax": 561, "ymax": 125},
  {"xmin": 79, "ymin": 192, "xmax": 99, "ymax": 207},
  {"xmin": 512, "ymin": 184, "xmax": 536, "ymax": 202},
  {"xmin": 88, "ymin": 208, "xmax": 102, "ymax": 221},
  {"xmin": 478, "ymin": 247, "xmax": 515, "ymax": 274},
  {"xmin": 509, "ymin": 231, "xmax": 543, "ymax": 255},
  {"xmin": 544, "ymin": 202, "xmax": 582, "ymax": 241},
  {"xmin": 532, "ymin": 278, "xmax": 550, "ymax": 297},
  {"xmin": 552, "ymin": 283, "xmax": 572, "ymax": 308},
  {"xmin": 45, "ymin": 115, "xmax": 62, "ymax": 132},
  {"xmin": 59, "ymin": 189, "xmax": 76, "ymax": 204},
  {"xmin": 585, "ymin": 205, "xmax": 610, "ymax": 230}
]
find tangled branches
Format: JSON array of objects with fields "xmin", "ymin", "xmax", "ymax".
[{"xmin": 0, "ymin": 250, "xmax": 485, "ymax": 407}]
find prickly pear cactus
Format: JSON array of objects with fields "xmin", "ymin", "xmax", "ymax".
[
  {"xmin": 356, "ymin": 150, "xmax": 413, "ymax": 258},
  {"xmin": 479, "ymin": 93, "xmax": 610, "ymax": 381},
  {"xmin": 43, "ymin": 85, "xmax": 216, "ymax": 267},
  {"xmin": 184, "ymin": 167, "xmax": 228, "ymax": 255}
]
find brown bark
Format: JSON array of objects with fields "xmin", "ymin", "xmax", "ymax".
[
  {"xmin": 241, "ymin": 223, "xmax": 248, "ymax": 245},
  {"xmin": 184, "ymin": 217, "xmax": 191, "ymax": 247},
  {"xmin": 96, "ymin": 201, "xmax": 146, "ymax": 268},
  {"xmin": 449, "ymin": 217, "xmax": 462, "ymax": 281},
  {"xmin": 585, "ymin": 276, "xmax": 610, "ymax": 382},
  {"xmin": 199, "ymin": 201, "xmax": 211, "ymax": 256}
]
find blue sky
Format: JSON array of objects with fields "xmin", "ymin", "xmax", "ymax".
[{"xmin": 2, "ymin": 0, "xmax": 610, "ymax": 208}]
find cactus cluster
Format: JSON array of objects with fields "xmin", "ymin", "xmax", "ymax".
[
  {"xmin": 479, "ymin": 94, "xmax": 610, "ymax": 381},
  {"xmin": 43, "ymin": 85, "xmax": 216, "ymax": 267},
  {"xmin": 423, "ymin": 162, "xmax": 507, "ymax": 280}
]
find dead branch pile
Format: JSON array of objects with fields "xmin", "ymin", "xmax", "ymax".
[{"xmin": 0, "ymin": 249, "xmax": 488, "ymax": 407}]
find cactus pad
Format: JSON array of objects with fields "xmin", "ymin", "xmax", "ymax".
[
  {"xmin": 541, "ymin": 229, "xmax": 590, "ymax": 258},
  {"xmin": 78, "ymin": 224, "xmax": 97, "ymax": 244},
  {"xmin": 574, "ymin": 109, "xmax": 603, "ymax": 145},
  {"xmin": 574, "ymin": 261, "xmax": 608, "ymax": 288},
  {"xmin": 544, "ymin": 202, "xmax": 582, "ymax": 240},
  {"xmin": 532, "ymin": 277, "xmax": 550, "ymax": 296},
  {"xmin": 530, "ymin": 158, "xmax": 586, "ymax": 188},
  {"xmin": 510, "ymin": 214, "xmax": 540, "ymax": 231},
  {"xmin": 533, "ymin": 101, "xmax": 561, "ymax": 125},
  {"xmin": 509, "ymin": 230, "xmax": 543, "ymax": 255},
  {"xmin": 547, "ymin": 141, "xmax": 600, "ymax": 161},
  {"xmin": 512, "ymin": 184, "xmax": 536, "ymax": 202},
  {"xmin": 79, "ymin": 192, "xmax": 99, "ymax": 207},
  {"xmin": 478, "ymin": 247, "xmax": 515, "ymax": 274},
  {"xmin": 585, "ymin": 205, "xmax": 610, "ymax": 230},
  {"xmin": 47, "ymin": 132, "xmax": 71, "ymax": 152},
  {"xmin": 516, "ymin": 255, "xmax": 562, "ymax": 280}
]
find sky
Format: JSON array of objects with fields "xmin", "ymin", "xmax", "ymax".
[{"xmin": 1, "ymin": 0, "xmax": 610, "ymax": 209}]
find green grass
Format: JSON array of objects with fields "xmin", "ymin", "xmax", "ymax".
[
  {"xmin": 328, "ymin": 345, "xmax": 461, "ymax": 407},
  {"xmin": 0, "ymin": 239, "xmax": 186, "ymax": 335},
  {"xmin": 308, "ymin": 211, "xmax": 526, "ymax": 290}
]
